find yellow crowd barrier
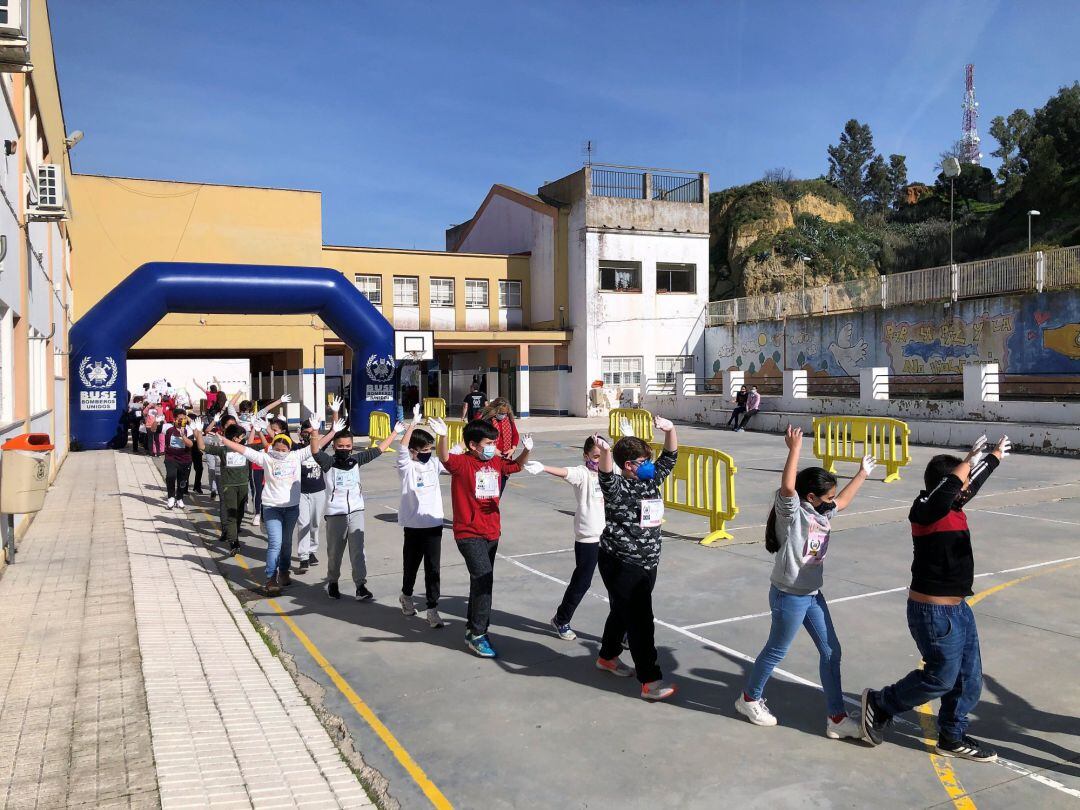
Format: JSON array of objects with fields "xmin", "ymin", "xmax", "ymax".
[
  {"xmin": 812, "ymin": 415, "xmax": 910, "ymax": 483},
  {"xmin": 609, "ymin": 408, "xmax": 654, "ymax": 442},
  {"xmin": 367, "ymin": 410, "xmax": 393, "ymax": 451},
  {"xmin": 422, "ymin": 397, "xmax": 447, "ymax": 419},
  {"xmin": 648, "ymin": 442, "xmax": 739, "ymax": 544},
  {"xmin": 445, "ymin": 418, "xmax": 464, "ymax": 450}
]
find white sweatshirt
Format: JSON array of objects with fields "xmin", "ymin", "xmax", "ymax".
[
  {"xmin": 395, "ymin": 446, "xmax": 446, "ymax": 529},
  {"xmin": 241, "ymin": 445, "xmax": 313, "ymax": 508}
]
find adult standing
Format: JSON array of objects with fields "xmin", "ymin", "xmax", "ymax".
[
  {"xmin": 481, "ymin": 398, "xmax": 520, "ymax": 493},
  {"xmin": 461, "ymin": 382, "xmax": 486, "ymax": 422}
]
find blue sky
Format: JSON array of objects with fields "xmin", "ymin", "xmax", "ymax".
[{"xmin": 51, "ymin": 1, "xmax": 1079, "ymax": 250}]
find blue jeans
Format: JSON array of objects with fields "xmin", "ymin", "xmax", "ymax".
[
  {"xmin": 878, "ymin": 600, "xmax": 982, "ymax": 740},
  {"xmin": 746, "ymin": 586, "xmax": 845, "ymax": 716},
  {"xmin": 263, "ymin": 504, "xmax": 299, "ymax": 580}
]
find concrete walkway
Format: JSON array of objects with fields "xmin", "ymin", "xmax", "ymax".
[{"xmin": 0, "ymin": 452, "xmax": 373, "ymax": 809}]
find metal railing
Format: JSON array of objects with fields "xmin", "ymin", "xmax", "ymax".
[
  {"xmin": 805, "ymin": 375, "xmax": 859, "ymax": 398},
  {"xmin": 887, "ymin": 374, "xmax": 963, "ymax": 401},
  {"xmin": 989, "ymin": 372, "xmax": 1080, "ymax": 403},
  {"xmin": 652, "ymin": 173, "xmax": 702, "ymax": 203},
  {"xmin": 706, "ymin": 245, "xmax": 1079, "ymax": 326},
  {"xmin": 591, "ymin": 168, "xmax": 646, "ymax": 200}
]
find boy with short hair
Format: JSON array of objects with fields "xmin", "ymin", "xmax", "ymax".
[
  {"xmin": 861, "ymin": 435, "xmax": 1011, "ymax": 761},
  {"xmin": 594, "ymin": 416, "xmax": 679, "ymax": 700},
  {"xmin": 197, "ymin": 423, "xmax": 251, "ymax": 553},
  {"xmin": 296, "ymin": 418, "xmax": 327, "ymax": 574},
  {"xmin": 432, "ymin": 417, "xmax": 531, "ymax": 658}
]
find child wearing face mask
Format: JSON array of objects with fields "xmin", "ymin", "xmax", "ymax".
[
  {"xmin": 593, "ymin": 416, "xmax": 678, "ymax": 700},
  {"xmin": 163, "ymin": 411, "xmax": 196, "ymax": 509},
  {"xmin": 522, "ymin": 436, "xmax": 607, "ymax": 642},
  {"xmin": 316, "ymin": 424, "xmax": 398, "ymax": 601},
  {"xmin": 396, "ymin": 406, "xmax": 447, "ymax": 629},
  {"xmin": 735, "ymin": 425, "xmax": 873, "ymax": 737},
  {"xmin": 433, "ymin": 417, "xmax": 532, "ymax": 659}
]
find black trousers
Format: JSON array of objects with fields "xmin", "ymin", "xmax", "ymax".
[
  {"xmin": 555, "ymin": 541, "xmax": 600, "ymax": 626},
  {"xmin": 402, "ymin": 525, "xmax": 442, "ymax": 609},
  {"xmin": 739, "ymin": 408, "xmax": 760, "ymax": 429},
  {"xmin": 164, "ymin": 460, "xmax": 191, "ymax": 500},
  {"xmin": 457, "ymin": 537, "xmax": 498, "ymax": 636},
  {"xmin": 190, "ymin": 445, "xmax": 204, "ymax": 491},
  {"xmin": 598, "ymin": 550, "xmax": 661, "ymax": 684},
  {"xmin": 727, "ymin": 406, "xmax": 746, "ymax": 426},
  {"xmin": 130, "ymin": 423, "xmax": 142, "ymax": 452},
  {"xmin": 249, "ymin": 467, "xmax": 264, "ymax": 513}
]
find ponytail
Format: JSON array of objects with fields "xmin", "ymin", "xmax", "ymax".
[{"xmin": 765, "ymin": 506, "xmax": 780, "ymax": 553}]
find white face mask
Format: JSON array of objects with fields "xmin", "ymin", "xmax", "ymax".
[
  {"xmin": 268, "ymin": 449, "xmax": 289, "ymax": 460},
  {"xmin": 495, "ymin": 413, "xmax": 507, "ymax": 421}
]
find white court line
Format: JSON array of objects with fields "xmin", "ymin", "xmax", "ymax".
[
  {"xmin": 497, "ymin": 552, "xmax": 1080, "ymax": 799},
  {"xmin": 730, "ymin": 503, "xmax": 909, "ymax": 533},
  {"xmin": 681, "ymin": 554, "xmax": 1080, "ymax": 630},
  {"xmin": 976, "ymin": 509, "xmax": 1080, "ymax": 528},
  {"xmin": 507, "ymin": 548, "xmax": 575, "ymax": 559}
]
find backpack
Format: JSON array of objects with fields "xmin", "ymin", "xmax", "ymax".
[{"xmin": 765, "ymin": 506, "xmax": 780, "ymax": 554}]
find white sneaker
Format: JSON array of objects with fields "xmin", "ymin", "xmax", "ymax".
[
  {"xmin": 399, "ymin": 593, "xmax": 416, "ymax": 616},
  {"xmin": 735, "ymin": 695, "xmax": 778, "ymax": 726},
  {"xmin": 166, "ymin": 497, "xmax": 175, "ymax": 509},
  {"xmin": 252, "ymin": 514, "xmax": 261, "ymax": 527},
  {"xmin": 176, "ymin": 499, "xmax": 185, "ymax": 509},
  {"xmin": 826, "ymin": 715, "xmax": 863, "ymax": 740},
  {"xmin": 426, "ymin": 608, "xmax": 445, "ymax": 628}
]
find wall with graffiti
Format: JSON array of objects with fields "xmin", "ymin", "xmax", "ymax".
[{"xmin": 705, "ymin": 289, "xmax": 1080, "ymax": 379}]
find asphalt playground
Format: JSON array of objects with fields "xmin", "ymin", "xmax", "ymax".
[{"xmin": 172, "ymin": 421, "xmax": 1080, "ymax": 809}]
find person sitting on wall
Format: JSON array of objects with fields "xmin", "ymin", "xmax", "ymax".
[
  {"xmin": 737, "ymin": 385, "xmax": 762, "ymax": 432},
  {"xmin": 727, "ymin": 385, "xmax": 748, "ymax": 429}
]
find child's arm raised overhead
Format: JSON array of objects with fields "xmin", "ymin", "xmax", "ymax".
[
  {"xmin": 428, "ymin": 418, "xmax": 450, "ymax": 463},
  {"xmin": 833, "ymin": 454, "xmax": 875, "ymax": 512},
  {"xmin": 596, "ymin": 435, "xmax": 613, "ymax": 474},
  {"xmin": 780, "ymin": 425, "xmax": 802, "ymax": 497}
]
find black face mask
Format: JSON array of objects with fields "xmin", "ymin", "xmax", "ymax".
[
  {"xmin": 813, "ymin": 500, "xmax": 834, "ymax": 516},
  {"xmin": 334, "ymin": 449, "xmax": 352, "ymax": 461},
  {"xmin": 416, "ymin": 451, "xmax": 432, "ymax": 464}
]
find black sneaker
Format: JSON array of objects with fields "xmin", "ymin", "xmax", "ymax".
[
  {"xmin": 327, "ymin": 582, "xmax": 341, "ymax": 599},
  {"xmin": 308, "ymin": 553, "xmax": 319, "ymax": 567},
  {"xmin": 935, "ymin": 735, "xmax": 997, "ymax": 762},
  {"xmin": 209, "ymin": 491, "xmax": 217, "ymax": 500},
  {"xmin": 860, "ymin": 689, "xmax": 891, "ymax": 746},
  {"xmin": 229, "ymin": 541, "xmax": 240, "ymax": 554},
  {"xmin": 296, "ymin": 559, "xmax": 309, "ymax": 575},
  {"xmin": 356, "ymin": 585, "xmax": 374, "ymax": 602}
]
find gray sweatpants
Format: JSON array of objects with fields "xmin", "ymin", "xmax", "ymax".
[
  {"xmin": 298, "ymin": 490, "xmax": 327, "ymax": 561},
  {"xmin": 326, "ymin": 511, "xmax": 366, "ymax": 586}
]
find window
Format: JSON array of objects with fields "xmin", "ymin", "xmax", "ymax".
[
  {"xmin": 29, "ymin": 329, "xmax": 47, "ymax": 415},
  {"xmin": 430, "ymin": 278, "xmax": 455, "ymax": 307},
  {"xmin": 393, "ymin": 276, "xmax": 419, "ymax": 306},
  {"xmin": 602, "ymin": 356, "xmax": 642, "ymax": 386},
  {"xmin": 655, "ymin": 355, "xmax": 693, "ymax": 384},
  {"xmin": 599, "ymin": 260, "xmax": 641, "ymax": 292},
  {"xmin": 498, "ymin": 280, "xmax": 522, "ymax": 308},
  {"xmin": 465, "ymin": 279, "xmax": 489, "ymax": 308},
  {"xmin": 656, "ymin": 262, "xmax": 696, "ymax": 294},
  {"xmin": 354, "ymin": 274, "xmax": 382, "ymax": 305}
]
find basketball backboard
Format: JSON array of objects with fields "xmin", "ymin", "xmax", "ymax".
[{"xmin": 394, "ymin": 330, "xmax": 434, "ymax": 361}]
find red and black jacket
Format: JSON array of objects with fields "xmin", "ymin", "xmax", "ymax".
[{"xmin": 909, "ymin": 455, "xmax": 999, "ymax": 597}]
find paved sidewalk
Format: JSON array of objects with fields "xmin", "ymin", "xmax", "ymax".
[
  {"xmin": 115, "ymin": 452, "xmax": 372, "ymax": 809},
  {"xmin": 0, "ymin": 452, "xmax": 159, "ymax": 808}
]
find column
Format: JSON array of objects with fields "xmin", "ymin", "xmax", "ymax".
[
  {"xmin": 516, "ymin": 344, "xmax": 530, "ymax": 417},
  {"xmin": 676, "ymin": 372, "xmax": 698, "ymax": 399},
  {"xmin": 963, "ymin": 362, "xmax": 999, "ymax": 410},
  {"xmin": 301, "ymin": 344, "xmax": 325, "ymax": 423},
  {"xmin": 784, "ymin": 369, "xmax": 807, "ymax": 399},
  {"xmin": 723, "ymin": 369, "xmax": 745, "ymax": 398},
  {"xmin": 860, "ymin": 367, "xmax": 889, "ymax": 405},
  {"xmin": 484, "ymin": 348, "xmax": 499, "ymax": 401}
]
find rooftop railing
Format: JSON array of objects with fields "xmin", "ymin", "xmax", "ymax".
[{"xmin": 588, "ymin": 164, "xmax": 704, "ymax": 203}]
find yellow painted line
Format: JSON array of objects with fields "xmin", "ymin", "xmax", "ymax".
[
  {"xmin": 189, "ymin": 505, "xmax": 454, "ymax": 810},
  {"xmin": 966, "ymin": 561, "xmax": 1078, "ymax": 607}
]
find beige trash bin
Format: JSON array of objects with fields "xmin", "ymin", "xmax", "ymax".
[{"xmin": 1, "ymin": 433, "xmax": 54, "ymax": 514}]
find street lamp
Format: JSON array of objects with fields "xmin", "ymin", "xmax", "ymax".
[
  {"xmin": 942, "ymin": 157, "xmax": 961, "ymax": 264},
  {"xmin": 1027, "ymin": 210, "xmax": 1040, "ymax": 250}
]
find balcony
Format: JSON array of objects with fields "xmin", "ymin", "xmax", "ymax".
[{"xmin": 588, "ymin": 164, "xmax": 704, "ymax": 204}]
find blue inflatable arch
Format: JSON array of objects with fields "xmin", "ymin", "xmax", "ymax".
[{"xmin": 69, "ymin": 262, "xmax": 397, "ymax": 450}]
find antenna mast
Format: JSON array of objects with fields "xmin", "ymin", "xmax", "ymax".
[
  {"xmin": 582, "ymin": 139, "xmax": 595, "ymax": 166},
  {"xmin": 961, "ymin": 64, "xmax": 981, "ymax": 164}
]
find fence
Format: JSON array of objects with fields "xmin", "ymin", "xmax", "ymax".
[
  {"xmin": 652, "ymin": 173, "xmax": 703, "ymax": 203},
  {"xmin": 368, "ymin": 411, "xmax": 391, "ymax": 448},
  {"xmin": 422, "ymin": 397, "xmax": 447, "ymax": 419},
  {"xmin": 707, "ymin": 245, "xmax": 1080, "ymax": 325},
  {"xmin": 445, "ymin": 418, "xmax": 465, "ymax": 450},
  {"xmin": 649, "ymin": 442, "xmax": 739, "ymax": 545},
  {"xmin": 591, "ymin": 168, "xmax": 647, "ymax": 199},
  {"xmin": 609, "ymin": 408, "xmax": 654, "ymax": 441},
  {"xmin": 811, "ymin": 415, "xmax": 910, "ymax": 483}
]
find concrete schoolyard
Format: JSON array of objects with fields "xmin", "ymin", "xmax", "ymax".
[{"xmin": 185, "ymin": 421, "xmax": 1080, "ymax": 809}]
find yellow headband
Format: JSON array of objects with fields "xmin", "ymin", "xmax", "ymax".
[{"xmin": 272, "ymin": 434, "xmax": 293, "ymax": 447}]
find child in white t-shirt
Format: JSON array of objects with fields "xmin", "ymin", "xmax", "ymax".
[
  {"xmin": 523, "ymin": 435, "xmax": 607, "ymax": 641},
  {"xmin": 396, "ymin": 410, "xmax": 448, "ymax": 629}
]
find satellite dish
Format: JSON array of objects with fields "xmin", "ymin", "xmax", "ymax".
[{"xmin": 942, "ymin": 157, "xmax": 961, "ymax": 178}]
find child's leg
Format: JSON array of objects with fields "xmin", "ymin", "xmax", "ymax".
[
  {"xmin": 876, "ymin": 602, "xmax": 966, "ymax": 719},
  {"xmin": 263, "ymin": 507, "xmax": 283, "ymax": 581},
  {"xmin": 223, "ymin": 488, "xmax": 242, "ymax": 546},
  {"xmin": 164, "ymin": 460, "xmax": 177, "ymax": 498},
  {"xmin": 936, "ymin": 603, "xmax": 982, "ymax": 741},
  {"xmin": 176, "ymin": 463, "xmax": 191, "ymax": 500},
  {"xmin": 596, "ymin": 551, "xmax": 632, "ymax": 663},
  {"xmin": 802, "ymin": 593, "xmax": 845, "ymax": 717},
  {"xmin": 297, "ymin": 494, "xmax": 314, "ymax": 561},
  {"xmin": 456, "ymin": 538, "xmax": 496, "ymax": 636},
  {"xmin": 325, "ymin": 515, "xmax": 347, "ymax": 584},
  {"xmin": 624, "ymin": 564, "xmax": 662, "ymax": 684},
  {"xmin": 745, "ymin": 587, "xmax": 812, "ymax": 701},
  {"xmin": 401, "ymin": 528, "xmax": 424, "ymax": 596},
  {"xmin": 421, "ymin": 526, "xmax": 442, "ymax": 609},
  {"xmin": 555, "ymin": 541, "xmax": 600, "ymax": 626},
  {"xmin": 346, "ymin": 512, "xmax": 367, "ymax": 588},
  {"xmin": 277, "ymin": 506, "xmax": 299, "ymax": 578},
  {"xmin": 309, "ymin": 490, "xmax": 325, "ymax": 558}
]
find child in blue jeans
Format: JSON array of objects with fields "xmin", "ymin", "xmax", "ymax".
[{"xmin": 735, "ymin": 425, "xmax": 874, "ymax": 739}]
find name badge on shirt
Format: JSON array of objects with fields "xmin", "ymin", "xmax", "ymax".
[
  {"xmin": 414, "ymin": 468, "xmax": 437, "ymax": 490},
  {"xmin": 475, "ymin": 468, "xmax": 499, "ymax": 499},
  {"xmin": 169, "ymin": 434, "xmax": 185, "ymax": 449},
  {"xmin": 333, "ymin": 466, "xmax": 360, "ymax": 491},
  {"xmin": 272, "ymin": 459, "xmax": 297, "ymax": 479},
  {"xmin": 226, "ymin": 451, "xmax": 247, "ymax": 467},
  {"xmin": 640, "ymin": 498, "xmax": 664, "ymax": 528}
]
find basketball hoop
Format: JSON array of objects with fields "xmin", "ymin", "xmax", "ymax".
[{"xmin": 404, "ymin": 351, "xmax": 423, "ymax": 365}]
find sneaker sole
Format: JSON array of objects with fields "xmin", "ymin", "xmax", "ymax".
[
  {"xmin": 734, "ymin": 698, "xmax": 777, "ymax": 726},
  {"xmin": 595, "ymin": 662, "xmax": 633, "ymax": 678},
  {"xmin": 934, "ymin": 747, "xmax": 997, "ymax": 763},
  {"xmin": 641, "ymin": 686, "xmax": 677, "ymax": 701},
  {"xmin": 860, "ymin": 688, "xmax": 883, "ymax": 745}
]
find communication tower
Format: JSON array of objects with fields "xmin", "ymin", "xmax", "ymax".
[{"xmin": 961, "ymin": 63, "xmax": 982, "ymax": 164}]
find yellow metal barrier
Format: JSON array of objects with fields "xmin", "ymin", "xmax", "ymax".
[
  {"xmin": 368, "ymin": 410, "xmax": 392, "ymax": 451},
  {"xmin": 812, "ymin": 415, "xmax": 910, "ymax": 483},
  {"xmin": 422, "ymin": 397, "xmax": 447, "ymax": 419},
  {"xmin": 648, "ymin": 442, "xmax": 739, "ymax": 544},
  {"xmin": 445, "ymin": 418, "xmax": 465, "ymax": 451},
  {"xmin": 609, "ymin": 408, "xmax": 654, "ymax": 442}
]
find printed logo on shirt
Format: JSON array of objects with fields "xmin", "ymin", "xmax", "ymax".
[
  {"xmin": 804, "ymin": 521, "xmax": 830, "ymax": 563},
  {"xmin": 333, "ymin": 466, "xmax": 361, "ymax": 491},
  {"xmin": 168, "ymin": 433, "xmax": 186, "ymax": 449},
  {"xmin": 271, "ymin": 459, "xmax": 298, "ymax": 479},
  {"xmin": 474, "ymin": 468, "xmax": 499, "ymax": 499},
  {"xmin": 413, "ymin": 467, "xmax": 437, "ymax": 490},
  {"xmin": 225, "ymin": 451, "xmax": 247, "ymax": 467}
]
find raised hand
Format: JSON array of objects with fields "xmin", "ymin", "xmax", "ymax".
[
  {"xmin": 329, "ymin": 395, "xmax": 344, "ymax": 413},
  {"xmin": 653, "ymin": 415, "xmax": 674, "ymax": 432},
  {"xmin": 619, "ymin": 417, "xmax": 635, "ymax": 438},
  {"xmin": 995, "ymin": 435, "xmax": 1011, "ymax": 459},
  {"xmin": 427, "ymin": 417, "xmax": 448, "ymax": 437},
  {"xmin": 412, "ymin": 403, "xmax": 422, "ymax": 425},
  {"xmin": 393, "ymin": 421, "xmax": 407, "ymax": 435},
  {"xmin": 594, "ymin": 435, "xmax": 611, "ymax": 452},
  {"xmin": 784, "ymin": 425, "xmax": 803, "ymax": 449},
  {"xmin": 331, "ymin": 417, "xmax": 346, "ymax": 434},
  {"xmin": 966, "ymin": 434, "xmax": 988, "ymax": 460},
  {"xmin": 279, "ymin": 393, "xmax": 292, "ymax": 404},
  {"xmin": 523, "ymin": 460, "xmax": 544, "ymax": 475},
  {"xmin": 521, "ymin": 434, "xmax": 534, "ymax": 451},
  {"xmin": 860, "ymin": 454, "xmax": 877, "ymax": 476}
]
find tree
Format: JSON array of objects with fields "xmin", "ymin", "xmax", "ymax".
[
  {"xmin": 989, "ymin": 109, "xmax": 1032, "ymax": 193},
  {"xmin": 1018, "ymin": 82, "xmax": 1080, "ymax": 206},
  {"xmin": 827, "ymin": 119, "xmax": 875, "ymax": 205},
  {"xmin": 936, "ymin": 139, "xmax": 965, "ymax": 173},
  {"xmin": 865, "ymin": 154, "xmax": 891, "ymax": 216},
  {"xmin": 887, "ymin": 154, "xmax": 908, "ymax": 209}
]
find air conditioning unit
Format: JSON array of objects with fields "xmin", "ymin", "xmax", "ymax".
[
  {"xmin": 36, "ymin": 164, "xmax": 64, "ymax": 211},
  {"xmin": 0, "ymin": 0, "xmax": 23, "ymax": 39}
]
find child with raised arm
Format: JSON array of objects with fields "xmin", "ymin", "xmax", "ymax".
[
  {"xmin": 593, "ymin": 416, "xmax": 678, "ymax": 700},
  {"xmin": 396, "ymin": 405, "xmax": 447, "ymax": 628},
  {"xmin": 735, "ymin": 425, "xmax": 873, "ymax": 739},
  {"xmin": 433, "ymin": 417, "xmax": 531, "ymax": 658},
  {"xmin": 522, "ymin": 436, "xmax": 606, "ymax": 641},
  {"xmin": 861, "ymin": 436, "xmax": 1011, "ymax": 762},
  {"xmin": 197, "ymin": 422, "xmax": 250, "ymax": 553}
]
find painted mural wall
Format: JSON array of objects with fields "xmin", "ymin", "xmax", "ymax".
[{"xmin": 705, "ymin": 289, "xmax": 1080, "ymax": 380}]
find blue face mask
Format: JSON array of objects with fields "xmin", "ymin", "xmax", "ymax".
[
  {"xmin": 633, "ymin": 459, "xmax": 656, "ymax": 480},
  {"xmin": 480, "ymin": 444, "xmax": 497, "ymax": 460}
]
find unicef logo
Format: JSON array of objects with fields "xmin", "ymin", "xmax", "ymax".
[
  {"xmin": 78, "ymin": 356, "xmax": 118, "ymax": 389},
  {"xmin": 365, "ymin": 354, "xmax": 395, "ymax": 383}
]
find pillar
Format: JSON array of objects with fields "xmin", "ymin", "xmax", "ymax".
[
  {"xmin": 516, "ymin": 344, "xmax": 530, "ymax": 417},
  {"xmin": 860, "ymin": 367, "xmax": 889, "ymax": 405},
  {"xmin": 784, "ymin": 369, "xmax": 807, "ymax": 399},
  {"xmin": 485, "ymin": 348, "xmax": 499, "ymax": 401},
  {"xmin": 676, "ymin": 372, "xmax": 698, "ymax": 398},
  {"xmin": 722, "ymin": 369, "xmax": 744, "ymax": 399},
  {"xmin": 301, "ymin": 344, "xmax": 325, "ymax": 424},
  {"xmin": 963, "ymin": 362, "xmax": 999, "ymax": 409}
]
